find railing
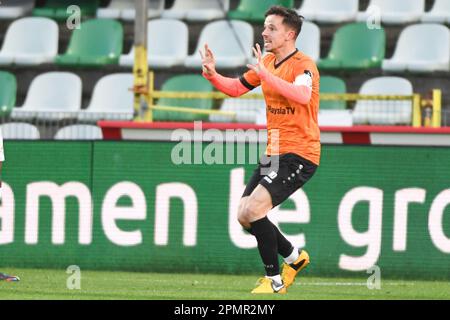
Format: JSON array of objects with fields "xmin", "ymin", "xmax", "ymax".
[
  {"xmin": 141, "ymin": 90, "xmax": 441, "ymax": 128},
  {"xmin": 134, "ymin": 71, "xmax": 442, "ymax": 127}
]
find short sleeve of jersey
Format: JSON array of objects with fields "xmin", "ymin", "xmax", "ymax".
[
  {"xmin": 239, "ymin": 54, "xmax": 273, "ymax": 90},
  {"xmin": 239, "ymin": 69, "xmax": 260, "ymax": 90}
]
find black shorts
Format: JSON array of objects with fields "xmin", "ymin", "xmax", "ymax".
[{"xmin": 242, "ymin": 153, "xmax": 318, "ymax": 207}]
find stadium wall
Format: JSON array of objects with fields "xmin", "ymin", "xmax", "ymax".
[{"xmin": 1, "ymin": 141, "xmax": 449, "ymax": 280}]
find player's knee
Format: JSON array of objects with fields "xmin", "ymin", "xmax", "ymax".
[
  {"xmin": 237, "ymin": 215, "xmax": 249, "ymax": 227},
  {"xmin": 237, "ymin": 206, "xmax": 250, "ymax": 227},
  {"xmin": 237, "ymin": 198, "xmax": 249, "ymax": 225},
  {"xmin": 241, "ymin": 202, "xmax": 260, "ymax": 222}
]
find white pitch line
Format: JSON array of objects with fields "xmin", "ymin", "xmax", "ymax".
[{"xmin": 294, "ymin": 282, "xmax": 416, "ymax": 286}]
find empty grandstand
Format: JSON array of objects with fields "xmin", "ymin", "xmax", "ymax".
[{"xmin": 0, "ymin": 0, "xmax": 448, "ymax": 137}]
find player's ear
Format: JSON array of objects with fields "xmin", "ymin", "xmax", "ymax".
[{"xmin": 288, "ymin": 29, "xmax": 296, "ymax": 41}]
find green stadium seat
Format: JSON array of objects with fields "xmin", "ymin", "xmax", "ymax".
[
  {"xmin": 32, "ymin": 8, "xmax": 52, "ymax": 18},
  {"xmin": 320, "ymin": 76, "xmax": 347, "ymax": 110},
  {"xmin": 228, "ymin": 0, "xmax": 294, "ymax": 22},
  {"xmin": 154, "ymin": 75, "xmax": 214, "ymax": 122},
  {"xmin": 33, "ymin": 0, "xmax": 99, "ymax": 21},
  {"xmin": 55, "ymin": 19, "xmax": 123, "ymax": 67},
  {"xmin": 318, "ymin": 23, "xmax": 385, "ymax": 71},
  {"xmin": 0, "ymin": 71, "xmax": 17, "ymax": 117}
]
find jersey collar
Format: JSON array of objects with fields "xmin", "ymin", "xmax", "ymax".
[{"xmin": 274, "ymin": 48, "xmax": 299, "ymax": 69}]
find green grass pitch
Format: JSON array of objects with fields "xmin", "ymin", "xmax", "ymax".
[{"xmin": 0, "ymin": 268, "xmax": 449, "ymax": 300}]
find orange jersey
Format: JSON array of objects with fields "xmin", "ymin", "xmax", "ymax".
[{"xmin": 240, "ymin": 50, "xmax": 321, "ymax": 165}]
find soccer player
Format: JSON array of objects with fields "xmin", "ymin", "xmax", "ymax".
[
  {"xmin": 0, "ymin": 128, "xmax": 20, "ymax": 282},
  {"xmin": 201, "ymin": 6, "xmax": 320, "ymax": 293}
]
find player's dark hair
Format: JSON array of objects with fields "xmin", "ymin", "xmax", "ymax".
[{"xmin": 265, "ymin": 6, "xmax": 304, "ymax": 39}]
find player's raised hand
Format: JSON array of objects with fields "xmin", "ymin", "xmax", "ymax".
[
  {"xmin": 247, "ymin": 43, "xmax": 266, "ymax": 75},
  {"xmin": 199, "ymin": 44, "xmax": 216, "ymax": 77}
]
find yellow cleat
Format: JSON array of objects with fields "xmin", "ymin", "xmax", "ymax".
[
  {"xmin": 281, "ymin": 250, "xmax": 310, "ymax": 288},
  {"xmin": 251, "ymin": 277, "xmax": 287, "ymax": 294}
]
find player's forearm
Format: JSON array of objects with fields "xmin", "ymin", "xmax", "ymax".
[
  {"xmin": 259, "ymin": 69, "xmax": 312, "ymax": 104},
  {"xmin": 202, "ymin": 72, "xmax": 249, "ymax": 97}
]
